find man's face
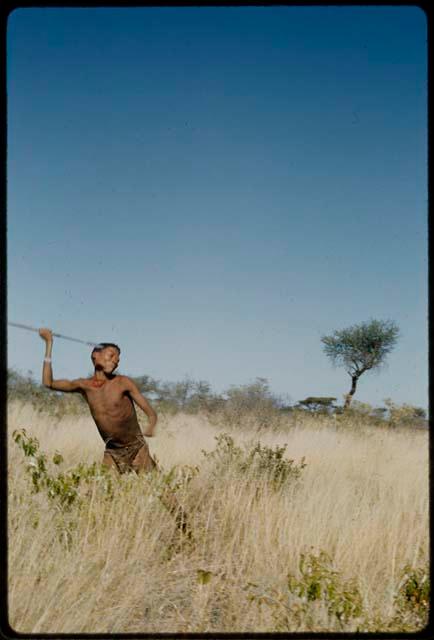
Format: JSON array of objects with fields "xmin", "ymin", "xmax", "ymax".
[{"xmin": 93, "ymin": 347, "xmax": 120, "ymax": 374}]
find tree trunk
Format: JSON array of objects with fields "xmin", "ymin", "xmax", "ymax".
[{"xmin": 344, "ymin": 375, "xmax": 358, "ymax": 410}]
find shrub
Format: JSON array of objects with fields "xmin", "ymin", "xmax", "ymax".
[
  {"xmin": 246, "ymin": 550, "xmax": 363, "ymax": 631},
  {"xmin": 335, "ymin": 400, "xmax": 390, "ymax": 429},
  {"xmin": 384, "ymin": 399, "xmax": 428, "ymax": 429},
  {"xmin": 245, "ymin": 552, "xmax": 429, "ymax": 632},
  {"xmin": 202, "ymin": 433, "xmax": 306, "ymax": 490},
  {"xmin": 152, "ymin": 378, "xmax": 223, "ymax": 415},
  {"xmin": 211, "ymin": 378, "xmax": 288, "ymax": 430},
  {"xmin": 286, "ymin": 551, "xmax": 363, "ymax": 626},
  {"xmin": 13, "ymin": 429, "xmax": 114, "ymax": 510},
  {"xmin": 158, "ymin": 463, "xmax": 200, "ymax": 493},
  {"xmin": 392, "ymin": 564, "xmax": 430, "ymax": 631}
]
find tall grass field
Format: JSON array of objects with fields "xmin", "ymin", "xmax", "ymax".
[{"xmin": 8, "ymin": 400, "xmax": 429, "ymax": 633}]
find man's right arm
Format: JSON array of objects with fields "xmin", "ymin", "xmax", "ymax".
[{"xmin": 39, "ymin": 328, "xmax": 82, "ymax": 393}]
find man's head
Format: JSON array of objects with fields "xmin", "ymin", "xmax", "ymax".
[{"xmin": 91, "ymin": 343, "xmax": 121, "ymax": 374}]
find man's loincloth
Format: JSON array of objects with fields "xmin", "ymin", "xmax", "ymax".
[{"xmin": 103, "ymin": 435, "xmax": 157, "ymax": 474}]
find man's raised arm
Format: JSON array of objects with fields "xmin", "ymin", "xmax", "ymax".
[{"xmin": 39, "ymin": 328, "xmax": 82, "ymax": 392}]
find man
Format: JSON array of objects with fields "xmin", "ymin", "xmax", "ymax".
[{"xmin": 39, "ymin": 328, "xmax": 189, "ymax": 534}]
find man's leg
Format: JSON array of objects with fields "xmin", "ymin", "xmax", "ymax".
[
  {"xmin": 102, "ymin": 450, "xmax": 120, "ymax": 471},
  {"xmin": 132, "ymin": 445, "xmax": 191, "ymax": 537},
  {"xmin": 131, "ymin": 442, "xmax": 158, "ymax": 473}
]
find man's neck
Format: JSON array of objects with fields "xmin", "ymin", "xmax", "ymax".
[{"xmin": 93, "ymin": 370, "xmax": 114, "ymax": 381}]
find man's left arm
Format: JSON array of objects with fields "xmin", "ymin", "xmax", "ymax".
[{"xmin": 125, "ymin": 378, "xmax": 158, "ymax": 436}]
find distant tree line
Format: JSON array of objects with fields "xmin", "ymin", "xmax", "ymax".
[
  {"xmin": 7, "ymin": 368, "xmax": 427, "ymax": 429},
  {"xmin": 7, "ymin": 314, "xmax": 425, "ymax": 428}
]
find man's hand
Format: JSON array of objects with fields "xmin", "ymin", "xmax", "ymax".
[{"xmin": 39, "ymin": 328, "xmax": 53, "ymax": 342}]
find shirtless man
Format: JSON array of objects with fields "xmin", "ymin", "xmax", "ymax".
[
  {"xmin": 39, "ymin": 328, "xmax": 189, "ymax": 534},
  {"xmin": 39, "ymin": 328, "xmax": 157, "ymax": 474}
]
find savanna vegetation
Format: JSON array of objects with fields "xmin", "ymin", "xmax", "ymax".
[{"xmin": 7, "ymin": 369, "xmax": 428, "ymax": 633}]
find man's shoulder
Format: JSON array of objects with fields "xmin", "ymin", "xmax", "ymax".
[
  {"xmin": 116, "ymin": 375, "xmax": 144, "ymax": 393},
  {"xmin": 114, "ymin": 374, "xmax": 134, "ymax": 386}
]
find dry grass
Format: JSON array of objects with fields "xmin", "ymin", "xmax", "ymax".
[{"xmin": 8, "ymin": 400, "xmax": 429, "ymax": 633}]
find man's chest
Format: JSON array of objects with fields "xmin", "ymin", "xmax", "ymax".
[{"xmin": 84, "ymin": 380, "xmax": 130, "ymax": 411}]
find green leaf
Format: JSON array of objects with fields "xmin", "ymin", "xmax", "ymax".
[
  {"xmin": 197, "ymin": 569, "xmax": 213, "ymax": 585},
  {"xmin": 52, "ymin": 452, "xmax": 63, "ymax": 465}
]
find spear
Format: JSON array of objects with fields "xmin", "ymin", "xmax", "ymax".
[{"xmin": 8, "ymin": 322, "xmax": 98, "ymax": 347}]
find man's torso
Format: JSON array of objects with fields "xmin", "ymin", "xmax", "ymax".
[{"xmin": 79, "ymin": 375, "xmax": 143, "ymax": 447}]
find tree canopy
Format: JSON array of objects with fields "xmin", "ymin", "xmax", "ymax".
[
  {"xmin": 321, "ymin": 319, "xmax": 399, "ymax": 409},
  {"xmin": 322, "ymin": 319, "xmax": 399, "ymax": 377}
]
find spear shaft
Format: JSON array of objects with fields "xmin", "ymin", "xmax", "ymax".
[{"xmin": 8, "ymin": 322, "xmax": 97, "ymax": 347}]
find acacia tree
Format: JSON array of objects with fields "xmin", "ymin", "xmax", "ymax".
[
  {"xmin": 296, "ymin": 397, "xmax": 337, "ymax": 413},
  {"xmin": 321, "ymin": 319, "xmax": 399, "ymax": 410}
]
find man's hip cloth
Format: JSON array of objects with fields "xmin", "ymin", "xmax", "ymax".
[{"xmin": 103, "ymin": 435, "xmax": 157, "ymax": 474}]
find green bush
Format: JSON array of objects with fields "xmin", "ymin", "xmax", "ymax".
[
  {"xmin": 286, "ymin": 551, "xmax": 363, "ymax": 626},
  {"xmin": 246, "ymin": 552, "xmax": 429, "ymax": 632},
  {"xmin": 13, "ymin": 429, "xmax": 114, "ymax": 510},
  {"xmin": 245, "ymin": 550, "xmax": 363, "ymax": 631},
  {"xmin": 392, "ymin": 564, "xmax": 430, "ymax": 631},
  {"xmin": 202, "ymin": 433, "xmax": 306, "ymax": 490}
]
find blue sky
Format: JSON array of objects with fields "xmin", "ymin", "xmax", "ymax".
[{"xmin": 7, "ymin": 6, "xmax": 427, "ymax": 410}]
